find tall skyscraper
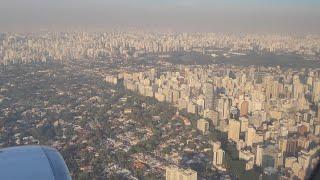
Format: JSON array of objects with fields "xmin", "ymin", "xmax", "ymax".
[
  {"xmin": 240, "ymin": 101, "xmax": 249, "ymax": 117},
  {"xmin": 212, "ymin": 141, "xmax": 221, "ymax": 152},
  {"xmin": 166, "ymin": 165, "xmax": 197, "ymax": 180},
  {"xmin": 286, "ymin": 138, "xmax": 298, "ymax": 157},
  {"xmin": 228, "ymin": 119, "xmax": 240, "ymax": 143},
  {"xmin": 197, "ymin": 119, "xmax": 209, "ymax": 135},
  {"xmin": 240, "ymin": 117, "xmax": 249, "ymax": 132},
  {"xmin": 262, "ymin": 145, "xmax": 280, "ymax": 169},
  {"xmin": 293, "ymin": 78, "xmax": 304, "ymax": 100},
  {"xmin": 312, "ymin": 81, "xmax": 320, "ymax": 103},
  {"xmin": 214, "ymin": 149, "xmax": 225, "ymax": 166},
  {"xmin": 246, "ymin": 126, "xmax": 256, "ymax": 147},
  {"xmin": 203, "ymin": 83, "xmax": 214, "ymax": 110},
  {"xmin": 278, "ymin": 138, "xmax": 288, "ymax": 155},
  {"xmin": 216, "ymin": 96, "xmax": 230, "ymax": 120},
  {"xmin": 212, "ymin": 141, "xmax": 225, "ymax": 167},
  {"xmin": 255, "ymin": 145, "xmax": 263, "ymax": 167}
]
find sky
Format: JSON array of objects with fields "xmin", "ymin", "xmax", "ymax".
[{"xmin": 0, "ymin": 0, "xmax": 319, "ymax": 33}]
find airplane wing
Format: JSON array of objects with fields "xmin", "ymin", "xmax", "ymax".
[{"xmin": 0, "ymin": 146, "xmax": 72, "ymax": 180}]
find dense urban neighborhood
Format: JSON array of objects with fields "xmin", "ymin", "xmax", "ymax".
[{"xmin": 0, "ymin": 31, "xmax": 320, "ymax": 180}]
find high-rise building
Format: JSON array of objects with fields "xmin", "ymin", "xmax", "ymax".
[
  {"xmin": 265, "ymin": 76, "xmax": 275, "ymax": 100},
  {"xmin": 262, "ymin": 145, "xmax": 279, "ymax": 168},
  {"xmin": 240, "ymin": 117, "xmax": 249, "ymax": 132},
  {"xmin": 187, "ymin": 102, "xmax": 197, "ymax": 114},
  {"xmin": 279, "ymin": 138, "xmax": 288, "ymax": 155},
  {"xmin": 203, "ymin": 83, "xmax": 214, "ymax": 110},
  {"xmin": 228, "ymin": 119, "xmax": 240, "ymax": 143},
  {"xmin": 256, "ymin": 145, "xmax": 263, "ymax": 166},
  {"xmin": 212, "ymin": 141, "xmax": 225, "ymax": 166},
  {"xmin": 214, "ymin": 149, "xmax": 225, "ymax": 166},
  {"xmin": 312, "ymin": 81, "xmax": 320, "ymax": 103},
  {"xmin": 216, "ymin": 96, "xmax": 230, "ymax": 120},
  {"xmin": 212, "ymin": 141, "xmax": 221, "ymax": 151},
  {"xmin": 166, "ymin": 165, "xmax": 197, "ymax": 180},
  {"xmin": 293, "ymin": 81, "xmax": 304, "ymax": 100},
  {"xmin": 197, "ymin": 119, "xmax": 209, "ymax": 135},
  {"xmin": 204, "ymin": 109, "xmax": 219, "ymax": 126},
  {"xmin": 246, "ymin": 126, "xmax": 256, "ymax": 147},
  {"xmin": 286, "ymin": 138, "xmax": 298, "ymax": 157},
  {"xmin": 240, "ymin": 101, "xmax": 249, "ymax": 117},
  {"xmin": 317, "ymin": 103, "xmax": 320, "ymax": 118}
]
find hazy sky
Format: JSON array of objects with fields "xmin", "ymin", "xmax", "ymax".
[{"xmin": 0, "ymin": 0, "xmax": 319, "ymax": 33}]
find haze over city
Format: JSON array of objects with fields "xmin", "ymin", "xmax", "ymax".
[{"xmin": 0, "ymin": 0, "xmax": 320, "ymax": 33}]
